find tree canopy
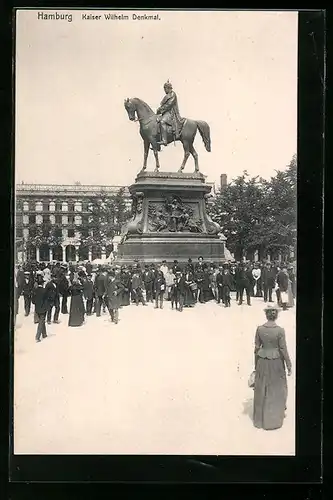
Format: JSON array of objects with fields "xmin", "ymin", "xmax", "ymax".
[
  {"xmin": 208, "ymin": 155, "xmax": 297, "ymax": 261},
  {"xmin": 79, "ymin": 188, "xmax": 131, "ymax": 248}
]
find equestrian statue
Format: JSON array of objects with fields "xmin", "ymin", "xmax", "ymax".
[{"xmin": 124, "ymin": 80, "xmax": 211, "ymax": 174}]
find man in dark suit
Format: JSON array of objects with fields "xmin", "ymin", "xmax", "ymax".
[
  {"xmin": 153, "ymin": 270, "xmax": 166, "ymax": 309},
  {"xmin": 261, "ymin": 263, "xmax": 276, "ymax": 302},
  {"xmin": 174, "ymin": 271, "xmax": 186, "ymax": 312},
  {"xmin": 172, "ymin": 259, "xmax": 182, "ymax": 274},
  {"xmin": 216, "ymin": 266, "xmax": 224, "ymax": 304},
  {"xmin": 143, "ymin": 265, "xmax": 154, "ymax": 303},
  {"xmin": 85, "ymin": 261, "xmax": 93, "ymax": 275},
  {"xmin": 31, "ymin": 276, "xmax": 48, "ymax": 342},
  {"xmin": 131, "ymin": 271, "xmax": 147, "ymax": 306},
  {"xmin": 194, "ymin": 267, "xmax": 205, "ymax": 303},
  {"xmin": 105, "ymin": 271, "xmax": 124, "ymax": 324},
  {"xmin": 45, "ymin": 275, "xmax": 61, "ymax": 324},
  {"xmin": 194, "ymin": 256, "xmax": 204, "ymax": 271},
  {"xmin": 237, "ymin": 263, "xmax": 254, "ymax": 306},
  {"xmin": 58, "ymin": 269, "xmax": 70, "ymax": 314},
  {"xmin": 221, "ymin": 267, "xmax": 233, "ymax": 307},
  {"xmin": 94, "ymin": 267, "xmax": 107, "ymax": 316},
  {"xmin": 22, "ymin": 271, "xmax": 34, "ymax": 316},
  {"xmin": 83, "ymin": 274, "xmax": 94, "ymax": 315}
]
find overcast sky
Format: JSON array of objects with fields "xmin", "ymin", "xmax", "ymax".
[{"xmin": 15, "ymin": 9, "xmax": 298, "ymax": 187}]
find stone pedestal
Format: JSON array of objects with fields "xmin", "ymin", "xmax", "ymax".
[{"xmin": 117, "ymin": 171, "xmax": 226, "ymax": 265}]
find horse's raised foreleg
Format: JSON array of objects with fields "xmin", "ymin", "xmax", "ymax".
[
  {"xmin": 142, "ymin": 140, "xmax": 149, "ymax": 171},
  {"xmin": 190, "ymin": 144, "xmax": 199, "ymax": 173},
  {"xmin": 178, "ymin": 141, "xmax": 190, "ymax": 173},
  {"xmin": 153, "ymin": 148, "xmax": 160, "ymax": 172}
]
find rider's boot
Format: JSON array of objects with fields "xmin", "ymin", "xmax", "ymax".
[{"xmin": 157, "ymin": 124, "xmax": 168, "ymax": 146}]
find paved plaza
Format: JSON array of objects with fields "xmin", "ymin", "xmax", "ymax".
[{"xmin": 13, "ymin": 294, "xmax": 296, "ymax": 455}]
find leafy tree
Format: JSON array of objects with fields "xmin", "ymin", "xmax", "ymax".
[
  {"xmin": 79, "ymin": 188, "xmax": 131, "ymax": 250},
  {"xmin": 208, "ymin": 171, "xmax": 265, "ymax": 260},
  {"xmin": 262, "ymin": 154, "xmax": 297, "ymax": 258},
  {"xmin": 208, "ymin": 155, "xmax": 297, "ymax": 260},
  {"xmin": 25, "ymin": 222, "xmax": 63, "ymax": 248}
]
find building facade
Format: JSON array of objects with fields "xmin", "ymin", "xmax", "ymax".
[{"xmin": 15, "ymin": 183, "xmax": 131, "ymax": 263}]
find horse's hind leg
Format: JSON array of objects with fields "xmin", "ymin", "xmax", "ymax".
[
  {"xmin": 190, "ymin": 144, "xmax": 199, "ymax": 172},
  {"xmin": 179, "ymin": 141, "xmax": 190, "ymax": 173}
]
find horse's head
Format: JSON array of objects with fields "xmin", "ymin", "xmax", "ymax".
[{"xmin": 124, "ymin": 98, "xmax": 136, "ymax": 121}]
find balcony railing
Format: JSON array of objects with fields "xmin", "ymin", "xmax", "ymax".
[{"xmin": 16, "ymin": 183, "xmax": 130, "ymax": 195}]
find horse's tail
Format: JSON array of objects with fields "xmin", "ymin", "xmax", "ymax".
[{"xmin": 196, "ymin": 120, "xmax": 211, "ymax": 152}]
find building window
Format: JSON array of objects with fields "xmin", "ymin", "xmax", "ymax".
[
  {"xmin": 68, "ymin": 228, "xmax": 75, "ymax": 238},
  {"xmin": 50, "ymin": 214, "xmax": 55, "ymax": 225},
  {"xmin": 23, "ymin": 202, "xmax": 29, "ymax": 211},
  {"xmin": 49, "ymin": 201, "xmax": 55, "ymax": 212},
  {"xmin": 23, "ymin": 228, "xmax": 29, "ymax": 239},
  {"xmin": 62, "ymin": 215, "xmax": 68, "ymax": 225},
  {"xmin": 62, "ymin": 229, "xmax": 68, "ymax": 238},
  {"xmin": 80, "ymin": 228, "xmax": 89, "ymax": 238},
  {"xmin": 35, "ymin": 202, "xmax": 43, "ymax": 212},
  {"xmin": 16, "ymin": 228, "xmax": 23, "ymax": 238},
  {"xmin": 28, "ymin": 214, "xmax": 36, "ymax": 224},
  {"xmin": 74, "ymin": 215, "xmax": 82, "ymax": 225},
  {"xmin": 16, "ymin": 214, "xmax": 23, "ymax": 227},
  {"xmin": 74, "ymin": 202, "xmax": 82, "ymax": 212},
  {"xmin": 55, "ymin": 214, "xmax": 62, "ymax": 224},
  {"xmin": 36, "ymin": 214, "xmax": 43, "ymax": 225},
  {"xmin": 62, "ymin": 202, "xmax": 68, "ymax": 212},
  {"xmin": 23, "ymin": 215, "xmax": 29, "ymax": 225}
]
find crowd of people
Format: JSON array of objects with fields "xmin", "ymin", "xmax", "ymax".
[
  {"xmin": 15, "ymin": 255, "xmax": 295, "ymax": 431},
  {"xmin": 14, "ymin": 256, "xmax": 296, "ymax": 341}
]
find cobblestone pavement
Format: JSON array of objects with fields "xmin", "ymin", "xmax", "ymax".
[{"xmin": 13, "ymin": 293, "xmax": 296, "ymax": 455}]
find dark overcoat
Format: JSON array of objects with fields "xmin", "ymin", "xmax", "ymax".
[{"xmin": 105, "ymin": 278, "xmax": 124, "ymax": 310}]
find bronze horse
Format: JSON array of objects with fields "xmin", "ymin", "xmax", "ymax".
[{"xmin": 124, "ymin": 97, "xmax": 211, "ymax": 173}]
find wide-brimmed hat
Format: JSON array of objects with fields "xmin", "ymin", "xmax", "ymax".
[{"xmin": 264, "ymin": 304, "xmax": 281, "ymax": 312}]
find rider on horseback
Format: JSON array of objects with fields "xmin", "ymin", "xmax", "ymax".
[{"xmin": 156, "ymin": 80, "xmax": 184, "ymax": 146}]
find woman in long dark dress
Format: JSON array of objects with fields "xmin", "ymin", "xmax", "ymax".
[
  {"xmin": 253, "ymin": 304, "xmax": 292, "ymax": 430},
  {"xmin": 202, "ymin": 268, "xmax": 214, "ymax": 303},
  {"xmin": 184, "ymin": 268, "xmax": 196, "ymax": 307},
  {"xmin": 68, "ymin": 275, "xmax": 85, "ymax": 327}
]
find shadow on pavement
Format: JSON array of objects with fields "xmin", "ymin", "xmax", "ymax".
[{"xmin": 242, "ymin": 398, "xmax": 254, "ymax": 422}]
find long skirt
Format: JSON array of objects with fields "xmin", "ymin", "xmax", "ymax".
[
  {"xmin": 203, "ymin": 286, "xmax": 214, "ymax": 302},
  {"xmin": 287, "ymin": 282, "xmax": 294, "ymax": 307},
  {"xmin": 121, "ymin": 290, "xmax": 130, "ymax": 306},
  {"xmin": 253, "ymin": 357, "xmax": 288, "ymax": 430},
  {"xmin": 68, "ymin": 295, "xmax": 85, "ymax": 327},
  {"xmin": 184, "ymin": 287, "xmax": 195, "ymax": 307}
]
